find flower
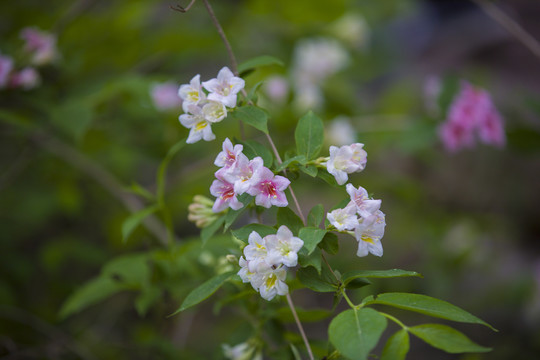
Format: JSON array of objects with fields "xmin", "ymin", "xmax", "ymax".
[
  {"xmin": 265, "ymin": 225, "xmax": 304, "ymax": 268},
  {"xmin": 327, "ymin": 116, "xmax": 356, "ymax": 146},
  {"xmin": 209, "ymin": 177, "xmax": 244, "ymax": 213},
  {"xmin": 201, "ymin": 100, "xmax": 227, "ymax": 123},
  {"xmin": 178, "ymin": 74, "xmax": 205, "ymax": 112},
  {"xmin": 0, "ymin": 54, "xmax": 14, "ymax": 89},
  {"xmin": 20, "ymin": 27, "xmax": 58, "ymax": 65},
  {"xmin": 179, "ymin": 104, "xmax": 215, "ymax": 144},
  {"xmin": 263, "ymin": 75, "xmax": 289, "ymax": 104},
  {"xmin": 328, "ymin": 13, "xmax": 370, "ymax": 49},
  {"xmin": 220, "ymin": 155, "xmax": 264, "ymax": 195},
  {"xmin": 247, "ymin": 167, "xmax": 290, "ymax": 208},
  {"xmin": 222, "ymin": 342, "xmax": 262, "ymax": 360},
  {"xmin": 238, "ymin": 257, "xmax": 254, "ymax": 284},
  {"xmin": 326, "ymin": 143, "xmax": 367, "ymax": 185},
  {"xmin": 346, "ymin": 183, "xmax": 381, "ymax": 218},
  {"xmin": 150, "ymin": 82, "xmax": 182, "ymax": 111},
  {"xmin": 327, "ymin": 205, "xmax": 358, "ymax": 231},
  {"xmin": 243, "ymin": 231, "xmax": 269, "ymax": 273},
  {"xmin": 202, "ymin": 67, "xmax": 245, "ymax": 108},
  {"xmin": 354, "ymin": 210, "xmax": 386, "ymax": 257},
  {"xmin": 477, "ymin": 107, "xmax": 506, "ymax": 147},
  {"xmin": 214, "ymin": 138, "xmax": 244, "ymax": 169},
  {"xmin": 250, "ymin": 264, "xmax": 289, "ymax": 301}
]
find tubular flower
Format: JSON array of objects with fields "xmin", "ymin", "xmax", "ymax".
[
  {"xmin": 214, "ymin": 138, "xmax": 244, "ymax": 169},
  {"xmin": 202, "ymin": 100, "xmax": 227, "ymax": 123},
  {"xmin": 220, "ymin": 155, "xmax": 264, "ymax": 195},
  {"xmin": 209, "ymin": 177, "xmax": 243, "ymax": 213},
  {"xmin": 178, "ymin": 74, "xmax": 205, "ymax": 112},
  {"xmin": 250, "ymin": 264, "xmax": 289, "ymax": 301},
  {"xmin": 243, "ymin": 231, "xmax": 269, "ymax": 273},
  {"xmin": 203, "ymin": 66, "xmax": 245, "ymax": 108},
  {"xmin": 327, "ymin": 205, "xmax": 358, "ymax": 231},
  {"xmin": 326, "ymin": 143, "xmax": 367, "ymax": 185},
  {"xmin": 354, "ymin": 210, "xmax": 386, "ymax": 257},
  {"xmin": 346, "ymin": 183, "xmax": 381, "ymax": 218},
  {"xmin": 247, "ymin": 167, "xmax": 290, "ymax": 208},
  {"xmin": 179, "ymin": 104, "xmax": 215, "ymax": 144},
  {"xmin": 265, "ymin": 225, "xmax": 304, "ymax": 268}
]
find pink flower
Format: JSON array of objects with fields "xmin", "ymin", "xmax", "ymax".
[
  {"xmin": 150, "ymin": 82, "xmax": 182, "ymax": 111},
  {"xmin": 20, "ymin": 27, "xmax": 58, "ymax": 65},
  {"xmin": 214, "ymin": 138, "xmax": 244, "ymax": 169},
  {"xmin": 210, "ymin": 176, "xmax": 243, "ymax": 213},
  {"xmin": 202, "ymin": 67, "xmax": 245, "ymax": 108},
  {"xmin": 478, "ymin": 107, "xmax": 506, "ymax": 147},
  {"xmin": 247, "ymin": 167, "xmax": 290, "ymax": 208},
  {"xmin": 220, "ymin": 155, "xmax": 264, "ymax": 195},
  {"xmin": 9, "ymin": 67, "xmax": 40, "ymax": 90},
  {"xmin": 0, "ymin": 54, "xmax": 14, "ymax": 88},
  {"xmin": 346, "ymin": 183, "xmax": 381, "ymax": 219},
  {"xmin": 438, "ymin": 120, "xmax": 475, "ymax": 152}
]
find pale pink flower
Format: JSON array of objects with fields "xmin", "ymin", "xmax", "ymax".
[
  {"xmin": 10, "ymin": 67, "xmax": 40, "ymax": 90},
  {"xmin": 150, "ymin": 82, "xmax": 182, "ymax": 111},
  {"xmin": 478, "ymin": 107, "xmax": 506, "ymax": 147},
  {"xmin": 354, "ymin": 210, "xmax": 386, "ymax": 257},
  {"xmin": 327, "ymin": 204, "xmax": 358, "ymax": 231},
  {"xmin": 265, "ymin": 225, "xmax": 304, "ymax": 268},
  {"xmin": 438, "ymin": 120, "xmax": 475, "ymax": 152},
  {"xmin": 346, "ymin": 183, "xmax": 381, "ymax": 219},
  {"xmin": 20, "ymin": 27, "xmax": 58, "ymax": 65},
  {"xmin": 214, "ymin": 138, "xmax": 243, "ymax": 169},
  {"xmin": 201, "ymin": 100, "xmax": 227, "ymax": 123},
  {"xmin": 0, "ymin": 54, "xmax": 14, "ymax": 88},
  {"xmin": 221, "ymin": 155, "xmax": 264, "ymax": 195},
  {"xmin": 203, "ymin": 67, "xmax": 245, "ymax": 108},
  {"xmin": 326, "ymin": 143, "xmax": 367, "ymax": 185},
  {"xmin": 264, "ymin": 76, "xmax": 289, "ymax": 104},
  {"xmin": 209, "ymin": 177, "xmax": 243, "ymax": 213},
  {"xmin": 178, "ymin": 74, "xmax": 205, "ymax": 112},
  {"xmin": 247, "ymin": 167, "xmax": 290, "ymax": 208},
  {"xmin": 179, "ymin": 104, "xmax": 215, "ymax": 144},
  {"xmin": 327, "ymin": 116, "xmax": 356, "ymax": 146}
]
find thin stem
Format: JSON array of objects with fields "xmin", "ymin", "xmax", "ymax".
[
  {"xmin": 286, "ymin": 294, "xmax": 315, "ymax": 360},
  {"xmin": 378, "ymin": 312, "xmax": 408, "ymax": 330},
  {"xmin": 472, "ymin": 0, "xmax": 540, "ymax": 60},
  {"xmin": 170, "ymin": 0, "xmax": 197, "ymax": 13},
  {"xmin": 341, "ymin": 289, "xmax": 357, "ymax": 310},
  {"xmin": 322, "ymin": 253, "xmax": 340, "ymax": 283},
  {"xmin": 201, "ymin": 0, "xmax": 239, "ymax": 75}
]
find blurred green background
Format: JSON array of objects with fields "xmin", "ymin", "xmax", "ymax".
[{"xmin": 1, "ymin": 0, "xmax": 540, "ymax": 358}]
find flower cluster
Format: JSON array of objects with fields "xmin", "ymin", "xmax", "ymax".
[
  {"xmin": 327, "ymin": 184, "xmax": 386, "ymax": 257},
  {"xmin": 326, "ymin": 143, "xmax": 367, "ymax": 185},
  {"xmin": 439, "ymin": 81, "xmax": 506, "ymax": 152},
  {"xmin": 178, "ymin": 67, "xmax": 245, "ymax": 144},
  {"xmin": 210, "ymin": 138, "xmax": 290, "ymax": 212},
  {"xmin": 238, "ymin": 226, "xmax": 303, "ymax": 301}
]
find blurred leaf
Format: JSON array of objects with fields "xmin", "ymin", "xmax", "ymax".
[
  {"xmin": 295, "ymin": 111, "xmax": 324, "ymax": 160},
  {"xmin": 230, "ymin": 223, "xmax": 276, "ymax": 242},
  {"xmin": 246, "ymin": 80, "xmax": 264, "ymax": 103},
  {"xmin": 102, "ymin": 253, "xmax": 150, "ymax": 286},
  {"xmin": 238, "ymin": 139, "xmax": 273, "ymax": 167},
  {"xmin": 122, "ymin": 205, "xmax": 160, "ymax": 243},
  {"xmin": 299, "ymin": 227, "xmax": 327, "ymax": 254},
  {"xmin": 223, "ymin": 194, "xmax": 252, "ymax": 232},
  {"xmin": 238, "ymin": 55, "xmax": 284, "ymax": 74},
  {"xmin": 298, "ymin": 246, "xmax": 322, "ymax": 273},
  {"xmin": 409, "ymin": 324, "xmax": 491, "ymax": 353},
  {"xmin": 381, "ymin": 329, "xmax": 409, "ymax": 360},
  {"xmin": 157, "ymin": 138, "xmax": 187, "ymax": 204},
  {"xmin": 276, "ymin": 207, "xmax": 304, "ymax": 234},
  {"xmin": 307, "ymin": 204, "xmax": 324, "ymax": 227},
  {"xmin": 297, "ymin": 266, "xmax": 337, "ymax": 292},
  {"xmin": 328, "ymin": 308, "xmax": 387, "ymax": 360},
  {"xmin": 229, "ymin": 106, "xmax": 269, "ymax": 134},
  {"xmin": 50, "ymin": 100, "xmax": 93, "ymax": 141},
  {"xmin": 126, "ymin": 182, "xmax": 156, "ymax": 202},
  {"xmin": 201, "ymin": 215, "xmax": 226, "ymax": 245},
  {"xmin": 135, "ymin": 286, "xmax": 161, "ymax": 316},
  {"xmin": 361, "ymin": 293, "xmax": 495, "ymax": 330},
  {"xmin": 342, "ymin": 269, "xmax": 422, "ymax": 287},
  {"xmin": 317, "ymin": 170, "xmax": 338, "ymax": 187},
  {"xmin": 318, "ymin": 232, "xmax": 339, "ymax": 254},
  {"xmin": 275, "ymin": 155, "xmax": 307, "ymax": 172},
  {"xmin": 172, "ymin": 271, "xmax": 235, "ymax": 314},
  {"xmin": 300, "ymin": 165, "xmax": 318, "ymax": 177}
]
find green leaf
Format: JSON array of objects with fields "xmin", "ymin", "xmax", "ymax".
[
  {"xmin": 328, "ymin": 308, "xmax": 387, "ymax": 360},
  {"xmin": 318, "ymin": 232, "xmax": 339, "ymax": 254},
  {"xmin": 172, "ymin": 271, "xmax": 235, "ymax": 314},
  {"xmin": 238, "ymin": 55, "xmax": 284, "ymax": 74},
  {"xmin": 229, "ymin": 106, "xmax": 268, "ymax": 134},
  {"xmin": 300, "ymin": 165, "xmax": 318, "ymax": 177},
  {"xmin": 50, "ymin": 99, "xmax": 93, "ymax": 141},
  {"xmin": 223, "ymin": 194, "xmax": 251, "ymax": 232},
  {"xmin": 298, "ymin": 246, "xmax": 322, "ymax": 273},
  {"xmin": 238, "ymin": 139, "xmax": 273, "ymax": 167},
  {"xmin": 135, "ymin": 286, "xmax": 161, "ymax": 316},
  {"xmin": 246, "ymin": 80, "xmax": 264, "ymax": 103},
  {"xmin": 230, "ymin": 223, "xmax": 276, "ymax": 242},
  {"xmin": 157, "ymin": 138, "xmax": 186, "ymax": 204},
  {"xmin": 307, "ymin": 204, "xmax": 324, "ymax": 227},
  {"xmin": 317, "ymin": 170, "xmax": 339, "ymax": 187},
  {"xmin": 361, "ymin": 293, "xmax": 495, "ymax": 330},
  {"xmin": 102, "ymin": 253, "xmax": 150, "ymax": 286},
  {"xmin": 409, "ymin": 324, "xmax": 491, "ymax": 353},
  {"xmin": 295, "ymin": 111, "xmax": 324, "ymax": 160},
  {"xmin": 297, "ymin": 266, "xmax": 337, "ymax": 292},
  {"xmin": 381, "ymin": 329, "xmax": 409, "ymax": 360},
  {"xmin": 275, "ymin": 155, "xmax": 307, "ymax": 172},
  {"xmin": 344, "ymin": 278, "xmax": 371, "ymax": 289},
  {"xmin": 59, "ymin": 277, "xmax": 126, "ymax": 319},
  {"xmin": 126, "ymin": 182, "xmax": 155, "ymax": 202},
  {"xmin": 298, "ymin": 227, "xmax": 327, "ymax": 254},
  {"xmin": 276, "ymin": 207, "xmax": 304, "ymax": 235},
  {"xmin": 342, "ymin": 269, "xmax": 422, "ymax": 287},
  {"xmin": 122, "ymin": 205, "xmax": 160, "ymax": 243},
  {"xmin": 201, "ymin": 215, "xmax": 226, "ymax": 245}
]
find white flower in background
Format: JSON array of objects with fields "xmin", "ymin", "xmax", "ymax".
[
  {"xmin": 222, "ymin": 342, "xmax": 262, "ymax": 360},
  {"xmin": 203, "ymin": 66, "xmax": 245, "ymax": 108},
  {"xmin": 328, "ymin": 13, "xmax": 370, "ymax": 49},
  {"xmin": 292, "ymin": 38, "xmax": 350, "ymax": 84},
  {"xmin": 178, "ymin": 74, "xmax": 205, "ymax": 112},
  {"xmin": 327, "ymin": 205, "xmax": 358, "ymax": 231},
  {"xmin": 346, "ymin": 183, "xmax": 381, "ymax": 218},
  {"xmin": 265, "ymin": 225, "xmax": 304, "ymax": 268},
  {"xmin": 150, "ymin": 82, "xmax": 182, "ymax": 111},
  {"xmin": 263, "ymin": 75, "xmax": 289, "ymax": 104},
  {"xmin": 179, "ymin": 104, "xmax": 215, "ymax": 144},
  {"xmin": 214, "ymin": 138, "xmax": 243, "ymax": 169},
  {"xmin": 326, "ymin": 143, "xmax": 367, "ymax": 185},
  {"xmin": 327, "ymin": 116, "xmax": 356, "ymax": 146},
  {"xmin": 293, "ymin": 83, "xmax": 323, "ymax": 111},
  {"xmin": 250, "ymin": 264, "xmax": 289, "ymax": 301},
  {"xmin": 354, "ymin": 210, "xmax": 386, "ymax": 257},
  {"xmin": 202, "ymin": 100, "xmax": 227, "ymax": 123}
]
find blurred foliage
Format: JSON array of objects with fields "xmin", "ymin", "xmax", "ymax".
[{"xmin": 1, "ymin": 0, "xmax": 540, "ymax": 359}]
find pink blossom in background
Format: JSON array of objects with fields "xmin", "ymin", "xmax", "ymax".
[
  {"xmin": 10, "ymin": 67, "xmax": 40, "ymax": 90},
  {"xmin": 150, "ymin": 82, "xmax": 183, "ymax": 111},
  {"xmin": 0, "ymin": 54, "xmax": 14, "ymax": 88},
  {"xmin": 20, "ymin": 27, "xmax": 58, "ymax": 65},
  {"xmin": 439, "ymin": 81, "xmax": 506, "ymax": 152}
]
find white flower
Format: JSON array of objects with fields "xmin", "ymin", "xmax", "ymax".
[
  {"xmin": 243, "ymin": 231, "xmax": 269, "ymax": 273},
  {"xmin": 214, "ymin": 138, "xmax": 244, "ymax": 168},
  {"xmin": 179, "ymin": 104, "xmax": 215, "ymax": 144},
  {"xmin": 222, "ymin": 342, "xmax": 262, "ymax": 360},
  {"xmin": 265, "ymin": 225, "xmax": 304, "ymax": 268},
  {"xmin": 178, "ymin": 74, "xmax": 205, "ymax": 112},
  {"xmin": 203, "ymin": 67, "xmax": 245, "ymax": 108},
  {"xmin": 250, "ymin": 264, "xmax": 289, "ymax": 301},
  {"xmin": 292, "ymin": 38, "xmax": 349, "ymax": 84},
  {"xmin": 328, "ymin": 13, "xmax": 370, "ymax": 49},
  {"xmin": 327, "ymin": 116, "xmax": 356, "ymax": 146},
  {"xmin": 202, "ymin": 100, "xmax": 227, "ymax": 123},
  {"xmin": 346, "ymin": 183, "xmax": 381, "ymax": 218},
  {"xmin": 238, "ymin": 257, "xmax": 254, "ymax": 283},
  {"xmin": 327, "ymin": 205, "xmax": 358, "ymax": 231},
  {"xmin": 327, "ymin": 144, "xmax": 367, "ymax": 185},
  {"xmin": 354, "ymin": 210, "xmax": 386, "ymax": 257}
]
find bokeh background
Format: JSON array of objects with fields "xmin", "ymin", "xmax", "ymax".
[{"xmin": 1, "ymin": 0, "xmax": 540, "ymax": 359}]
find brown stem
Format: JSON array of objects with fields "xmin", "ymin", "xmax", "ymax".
[
  {"xmin": 286, "ymin": 294, "xmax": 315, "ymax": 360},
  {"xmin": 322, "ymin": 253, "xmax": 340, "ymax": 283}
]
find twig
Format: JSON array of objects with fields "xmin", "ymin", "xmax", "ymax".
[
  {"xmin": 170, "ymin": 0, "xmax": 197, "ymax": 13},
  {"xmin": 286, "ymin": 294, "xmax": 315, "ymax": 360},
  {"xmin": 472, "ymin": 0, "xmax": 540, "ymax": 60}
]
